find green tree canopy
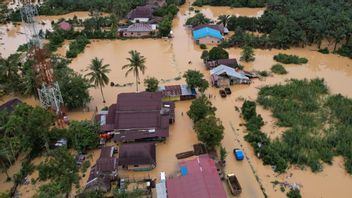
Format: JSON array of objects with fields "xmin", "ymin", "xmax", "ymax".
[
  {"xmin": 185, "ymin": 13, "xmax": 211, "ymax": 27},
  {"xmin": 67, "ymin": 121, "xmax": 100, "ymax": 153},
  {"xmin": 194, "ymin": 116, "xmax": 224, "ymax": 149},
  {"xmin": 240, "ymin": 46, "xmax": 255, "ymax": 62},
  {"xmin": 187, "ymin": 95, "xmax": 216, "ymax": 123},
  {"xmin": 183, "ymin": 70, "xmax": 209, "ymax": 92},
  {"xmin": 144, "ymin": 77, "xmax": 159, "ymax": 92},
  {"xmin": 38, "ymin": 148, "xmax": 79, "ymax": 195},
  {"xmin": 208, "ymin": 47, "xmax": 229, "ymax": 61}
]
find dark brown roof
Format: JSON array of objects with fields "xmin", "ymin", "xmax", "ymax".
[
  {"xmin": 97, "ymin": 92, "xmax": 174, "ymax": 142},
  {"xmin": 206, "ymin": 59, "xmax": 238, "ymax": 69},
  {"xmin": 0, "ymin": 98, "xmax": 22, "ymax": 113},
  {"xmin": 127, "ymin": 5, "xmax": 153, "ymax": 19},
  {"xmin": 100, "ymin": 146, "xmax": 114, "ymax": 159},
  {"xmin": 117, "ymin": 92, "xmax": 162, "ymax": 111},
  {"xmin": 162, "ymin": 85, "xmax": 182, "ymax": 97},
  {"xmin": 96, "ymin": 157, "xmax": 118, "ymax": 172},
  {"xmin": 119, "ymin": 142, "xmax": 156, "ymax": 166},
  {"xmin": 193, "ymin": 24, "xmax": 225, "ymax": 34}
]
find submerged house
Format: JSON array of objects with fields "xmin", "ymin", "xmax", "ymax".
[
  {"xmin": 166, "ymin": 155, "xmax": 227, "ymax": 198},
  {"xmin": 119, "ymin": 142, "xmax": 156, "ymax": 171},
  {"xmin": 192, "ymin": 24, "xmax": 227, "ymax": 35},
  {"xmin": 96, "ymin": 92, "xmax": 175, "ymax": 142},
  {"xmin": 192, "ymin": 27, "xmax": 224, "ymax": 45},
  {"xmin": 84, "ymin": 146, "xmax": 118, "ymax": 193},
  {"xmin": 118, "ymin": 23, "xmax": 157, "ymax": 37},
  {"xmin": 158, "ymin": 85, "xmax": 197, "ymax": 101},
  {"xmin": 192, "ymin": 26, "xmax": 224, "ymax": 45},
  {"xmin": 127, "ymin": 5, "xmax": 153, "ymax": 23},
  {"xmin": 210, "ymin": 65, "xmax": 250, "ymax": 87},
  {"xmin": 205, "ymin": 58, "xmax": 238, "ymax": 70}
]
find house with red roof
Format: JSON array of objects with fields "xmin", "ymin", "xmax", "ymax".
[{"xmin": 166, "ymin": 155, "xmax": 227, "ymax": 198}]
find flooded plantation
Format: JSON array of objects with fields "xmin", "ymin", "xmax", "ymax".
[{"xmin": 1, "ymin": 0, "xmax": 352, "ymax": 197}]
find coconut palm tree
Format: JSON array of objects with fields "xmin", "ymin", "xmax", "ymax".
[
  {"xmin": 122, "ymin": 50, "xmax": 146, "ymax": 92},
  {"xmin": 217, "ymin": 15, "xmax": 231, "ymax": 27},
  {"xmin": 85, "ymin": 57, "xmax": 110, "ymax": 103}
]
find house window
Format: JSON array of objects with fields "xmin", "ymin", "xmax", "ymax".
[
  {"xmin": 212, "ymin": 41, "xmax": 214, "ymax": 43},
  {"xmin": 134, "ymin": 165, "xmax": 139, "ymax": 167},
  {"xmin": 131, "ymin": 32, "xmax": 133, "ymax": 35},
  {"xmin": 217, "ymin": 40, "xmax": 220, "ymax": 43},
  {"xmin": 137, "ymin": 33, "xmax": 141, "ymax": 36}
]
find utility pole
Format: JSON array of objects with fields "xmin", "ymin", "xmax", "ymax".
[{"xmin": 20, "ymin": 0, "xmax": 64, "ymax": 116}]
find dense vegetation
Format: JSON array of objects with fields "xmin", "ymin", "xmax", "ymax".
[
  {"xmin": 185, "ymin": 13, "xmax": 212, "ymax": 27},
  {"xmin": 219, "ymin": 0, "xmax": 352, "ymax": 58},
  {"xmin": 183, "ymin": 70, "xmax": 209, "ymax": 93},
  {"xmin": 37, "ymin": 148, "xmax": 79, "ymax": 197},
  {"xmin": 192, "ymin": 0, "xmax": 267, "ymax": 8},
  {"xmin": 270, "ymin": 64, "xmax": 287, "ymax": 75},
  {"xmin": 144, "ymin": 77, "xmax": 159, "ymax": 92},
  {"xmin": 240, "ymin": 46, "xmax": 255, "ymax": 62},
  {"xmin": 0, "ymin": 102, "xmax": 100, "ymax": 196},
  {"xmin": 242, "ymin": 79, "xmax": 352, "ymax": 174},
  {"xmin": 187, "ymin": 95, "xmax": 216, "ymax": 123},
  {"xmin": 187, "ymin": 95, "xmax": 224, "ymax": 149},
  {"xmin": 66, "ymin": 35, "xmax": 91, "ymax": 58},
  {"xmin": 273, "ymin": 54, "xmax": 308, "ymax": 65},
  {"xmin": 208, "ymin": 47, "xmax": 229, "ymax": 61}
]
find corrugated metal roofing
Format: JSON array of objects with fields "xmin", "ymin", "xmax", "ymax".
[
  {"xmin": 118, "ymin": 142, "xmax": 156, "ymax": 166},
  {"xmin": 210, "ymin": 65, "xmax": 249, "ymax": 80},
  {"xmin": 166, "ymin": 155, "xmax": 226, "ymax": 198},
  {"xmin": 193, "ymin": 27, "xmax": 223, "ymax": 40}
]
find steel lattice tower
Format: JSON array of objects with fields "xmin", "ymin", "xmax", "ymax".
[{"xmin": 20, "ymin": 0, "xmax": 64, "ymax": 114}]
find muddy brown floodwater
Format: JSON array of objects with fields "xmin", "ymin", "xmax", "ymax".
[
  {"xmin": 2, "ymin": 0, "xmax": 352, "ymax": 197},
  {"xmin": 0, "ymin": 11, "xmax": 106, "ymax": 58}
]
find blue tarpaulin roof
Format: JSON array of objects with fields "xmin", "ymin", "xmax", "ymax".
[
  {"xmin": 180, "ymin": 165, "xmax": 188, "ymax": 176},
  {"xmin": 193, "ymin": 27, "xmax": 223, "ymax": 40}
]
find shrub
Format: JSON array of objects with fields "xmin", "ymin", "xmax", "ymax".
[
  {"xmin": 271, "ymin": 64, "xmax": 287, "ymax": 75},
  {"xmin": 200, "ymin": 44, "xmax": 207, "ymax": 49},
  {"xmin": 273, "ymin": 53, "xmax": 308, "ymax": 64},
  {"xmin": 318, "ymin": 48, "xmax": 329, "ymax": 54}
]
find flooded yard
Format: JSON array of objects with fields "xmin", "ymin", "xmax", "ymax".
[{"xmin": 1, "ymin": 0, "xmax": 352, "ymax": 197}]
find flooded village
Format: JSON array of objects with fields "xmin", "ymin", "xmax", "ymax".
[{"xmin": 1, "ymin": 0, "xmax": 352, "ymax": 198}]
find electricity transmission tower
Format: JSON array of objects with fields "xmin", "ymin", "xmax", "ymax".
[{"xmin": 20, "ymin": 0, "xmax": 64, "ymax": 115}]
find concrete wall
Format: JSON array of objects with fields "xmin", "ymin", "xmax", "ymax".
[
  {"xmin": 123, "ymin": 31, "xmax": 151, "ymax": 37},
  {"xmin": 131, "ymin": 18, "xmax": 150, "ymax": 23},
  {"xmin": 196, "ymin": 36, "xmax": 222, "ymax": 45}
]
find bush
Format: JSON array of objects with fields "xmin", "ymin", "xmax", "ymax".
[
  {"xmin": 200, "ymin": 44, "xmax": 207, "ymax": 49},
  {"xmin": 258, "ymin": 70, "xmax": 269, "ymax": 77},
  {"xmin": 336, "ymin": 43, "xmax": 352, "ymax": 58},
  {"xmin": 271, "ymin": 64, "xmax": 287, "ymax": 75},
  {"xmin": 144, "ymin": 77, "xmax": 159, "ymax": 92},
  {"xmin": 273, "ymin": 53, "xmax": 308, "ymax": 64},
  {"xmin": 66, "ymin": 35, "xmax": 90, "ymax": 58},
  {"xmin": 286, "ymin": 189, "xmax": 302, "ymax": 198},
  {"xmin": 318, "ymin": 48, "xmax": 329, "ymax": 54}
]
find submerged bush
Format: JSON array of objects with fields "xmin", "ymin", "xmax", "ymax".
[
  {"xmin": 271, "ymin": 64, "xmax": 287, "ymax": 74},
  {"xmin": 273, "ymin": 53, "xmax": 308, "ymax": 64}
]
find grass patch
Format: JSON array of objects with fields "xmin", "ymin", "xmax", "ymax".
[
  {"xmin": 273, "ymin": 53, "xmax": 308, "ymax": 64},
  {"xmin": 271, "ymin": 64, "xmax": 287, "ymax": 75},
  {"xmin": 242, "ymin": 79, "xmax": 352, "ymax": 174}
]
